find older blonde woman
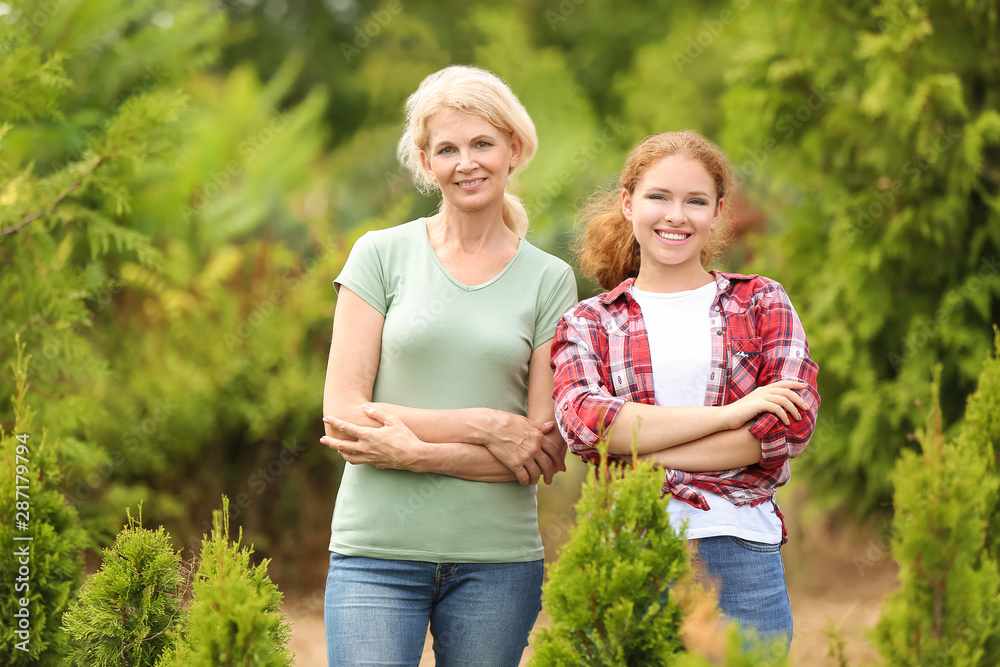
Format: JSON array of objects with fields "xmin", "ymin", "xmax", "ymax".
[{"xmin": 320, "ymin": 66, "xmax": 577, "ymax": 666}]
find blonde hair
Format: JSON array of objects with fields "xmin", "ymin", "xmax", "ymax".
[
  {"xmin": 397, "ymin": 65, "xmax": 538, "ymax": 237},
  {"xmin": 576, "ymin": 131, "xmax": 735, "ymax": 290}
]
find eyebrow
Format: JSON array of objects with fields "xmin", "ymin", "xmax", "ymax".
[
  {"xmin": 431, "ymin": 134, "xmax": 499, "ymax": 151},
  {"xmin": 644, "ymin": 186, "xmax": 713, "ymax": 198}
]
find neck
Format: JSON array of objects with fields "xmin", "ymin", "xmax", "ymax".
[
  {"xmin": 633, "ymin": 262, "xmax": 714, "ymax": 293},
  {"xmin": 430, "ymin": 200, "xmax": 513, "ymax": 252}
]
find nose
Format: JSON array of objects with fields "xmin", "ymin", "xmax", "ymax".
[
  {"xmin": 457, "ymin": 149, "xmax": 478, "ymax": 173},
  {"xmin": 664, "ymin": 200, "xmax": 686, "ymax": 224}
]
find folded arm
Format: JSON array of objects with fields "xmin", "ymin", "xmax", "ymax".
[
  {"xmin": 322, "ymin": 287, "xmax": 562, "ymax": 484},
  {"xmin": 551, "ymin": 309, "xmax": 806, "ymax": 459}
]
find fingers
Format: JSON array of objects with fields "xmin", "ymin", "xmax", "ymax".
[
  {"xmin": 524, "ymin": 459, "xmax": 543, "ymax": 486},
  {"xmin": 361, "ymin": 404, "xmax": 398, "ymax": 426},
  {"xmin": 320, "ymin": 434, "xmax": 364, "ymax": 464},
  {"xmin": 323, "ymin": 416, "xmax": 366, "ymax": 440},
  {"xmin": 540, "ymin": 437, "xmax": 567, "ymax": 473}
]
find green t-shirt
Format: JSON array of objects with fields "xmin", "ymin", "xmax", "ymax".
[{"xmin": 330, "ymin": 218, "xmax": 578, "ymax": 562}]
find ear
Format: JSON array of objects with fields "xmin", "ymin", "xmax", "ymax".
[
  {"xmin": 621, "ymin": 188, "xmax": 634, "ymax": 222},
  {"xmin": 712, "ymin": 197, "xmax": 724, "ymax": 230},
  {"xmin": 508, "ymin": 135, "xmax": 523, "ymax": 170},
  {"xmin": 419, "ymin": 150, "xmax": 437, "ymax": 183}
]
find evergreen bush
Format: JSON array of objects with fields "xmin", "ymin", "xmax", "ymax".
[
  {"xmin": 529, "ymin": 443, "xmax": 790, "ymax": 665},
  {"xmin": 528, "ymin": 446, "xmax": 691, "ymax": 666},
  {"xmin": 158, "ymin": 496, "xmax": 292, "ymax": 667},
  {"xmin": 62, "ymin": 505, "xmax": 186, "ymax": 666},
  {"xmin": 874, "ymin": 335, "xmax": 1000, "ymax": 664},
  {"xmin": 0, "ymin": 338, "xmax": 86, "ymax": 664}
]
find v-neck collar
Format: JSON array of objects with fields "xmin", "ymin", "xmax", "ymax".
[{"xmin": 420, "ymin": 217, "xmax": 524, "ymax": 292}]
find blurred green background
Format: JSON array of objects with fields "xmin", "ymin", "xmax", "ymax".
[{"xmin": 2, "ymin": 0, "xmax": 998, "ymax": 635}]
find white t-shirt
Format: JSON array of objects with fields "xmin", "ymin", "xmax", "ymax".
[{"xmin": 631, "ymin": 282, "xmax": 782, "ymax": 544}]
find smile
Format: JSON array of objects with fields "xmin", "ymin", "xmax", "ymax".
[
  {"xmin": 656, "ymin": 230, "xmax": 689, "ymax": 241},
  {"xmin": 456, "ymin": 178, "xmax": 485, "ymax": 187}
]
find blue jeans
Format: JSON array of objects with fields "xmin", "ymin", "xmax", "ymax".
[
  {"xmin": 324, "ymin": 552, "xmax": 543, "ymax": 666},
  {"xmin": 692, "ymin": 536, "xmax": 792, "ymax": 651}
]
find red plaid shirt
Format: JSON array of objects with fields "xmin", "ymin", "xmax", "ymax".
[{"xmin": 551, "ymin": 272, "xmax": 820, "ymax": 537}]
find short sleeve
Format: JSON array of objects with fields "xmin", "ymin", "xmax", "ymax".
[
  {"xmin": 533, "ymin": 266, "xmax": 578, "ymax": 349},
  {"xmin": 334, "ymin": 232, "xmax": 388, "ymax": 316}
]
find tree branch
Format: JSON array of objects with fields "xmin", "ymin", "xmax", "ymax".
[{"xmin": 1, "ymin": 156, "xmax": 107, "ymax": 237}]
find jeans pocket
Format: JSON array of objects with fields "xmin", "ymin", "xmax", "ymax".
[{"xmin": 728, "ymin": 535, "xmax": 782, "ymax": 553}]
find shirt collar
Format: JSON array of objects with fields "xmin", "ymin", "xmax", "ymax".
[{"xmin": 600, "ymin": 270, "xmax": 759, "ymax": 305}]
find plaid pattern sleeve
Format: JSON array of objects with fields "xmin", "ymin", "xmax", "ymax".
[
  {"xmin": 550, "ymin": 301, "xmax": 628, "ymax": 463},
  {"xmin": 744, "ymin": 281, "xmax": 821, "ymax": 469}
]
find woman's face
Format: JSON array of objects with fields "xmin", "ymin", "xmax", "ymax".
[
  {"xmin": 622, "ymin": 154, "xmax": 722, "ymax": 274},
  {"xmin": 420, "ymin": 109, "xmax": 521, "ymax": 215}
]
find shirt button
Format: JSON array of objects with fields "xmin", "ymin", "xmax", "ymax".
[
  {"xmin": 716, "ymin": 330, "xmax": 723, "ymax": 336},
  {"xmin": 714, "ymin": 305, "xmax": 721, "ymax": 312},
  {"xmin": 717, "ymin": 362, "xmax": 725, "ymax": 368}
]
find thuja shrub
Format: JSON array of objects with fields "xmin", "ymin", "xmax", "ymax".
[
  {"xmin": 158, "ymin": 496, "xmax": 292, "ymax": 667},
  {"xmin": 0, "ymin": 338, "xmax": 86, "ymax": 665},
  {"xmin": 875, "ymin": 339, "xmax": 1000, "ymax": 665},
  {"xmin": 62, "ymin": 507, "xmax": 186, "ymax": 666},
  {"xmin": 529, "ymin": 447, "xmax": 690, "ymax": 666}
]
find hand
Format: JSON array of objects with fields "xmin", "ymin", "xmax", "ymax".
[
  {"xmin": 723, "ymin": 380, "xmax": 808, "ymax": 430},
  {"xmin": 480, "ymin": 412, "xmax": 567, "ymax": 486},
  {"xmin": 321, "ymin": 406, "xmax": 422, "ymax": 470}
]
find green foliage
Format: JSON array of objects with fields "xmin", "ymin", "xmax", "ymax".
[
  {"xmin": 0, "ymin": 338, "xmax": 86, "ymax": 665},
  {"xmin": 62, "ymin": 506, "xmax": 186, "ymax": 666},
  {"xmin": 716, "ymin": 0, "xmax": 1000, "ymax": 514},
  {"xmin": 158, "ymin": 496, "xmax": 292, "ymax": 667},
  {"xmin": 874, "ymin": 350, "xmax": 1000, "ymax": 664},
  {"xmin": 529, "ymin": 448, "xmax": 689, "ymax": 666},
  {"xmin": 1, "ymin": 0, "xmax": 339, "ymax": 578}
]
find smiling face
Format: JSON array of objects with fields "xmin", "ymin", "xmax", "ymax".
[
  {"xmin": 622, "ymin": 154, "xmax": 723, "ymax": 290},
  {"xmin": 419, "ymin": 109, "xmax": 521, "ymax": 217}
]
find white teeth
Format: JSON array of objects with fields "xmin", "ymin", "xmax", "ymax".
[
  {"xmin": 458, "ymin": 178, "xmax": 485, "ymax": 186},
  {"xmin": 656, "ymin": 231, "xmax": 687, "ymax": 240}
]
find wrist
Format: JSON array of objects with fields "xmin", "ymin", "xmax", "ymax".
[
  {"xmin": 466, "ymin": 408, "xmax": 497, "ymax": 448},
  {"xmin": 407, "ymin": 439, "xmax": 433, "ymax": 474}
]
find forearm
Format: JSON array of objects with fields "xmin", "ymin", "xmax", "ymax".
[
  {"xmin": 638, "ymin": 426, "xmax": 762, "ymax": 472},
  {"xmin": 606, "ymin": 402, "xmax": 731, "ymax": 455},
  {"xmin": 324, "ymin": 395, "xmax": 488, "ymax": 446},
  {"xmin": 411, "ymin": 440, "xmax": 518, "ymax": 483}
]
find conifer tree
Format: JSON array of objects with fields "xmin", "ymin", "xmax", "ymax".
[
  {"xmin": 874, "ymin": 344, "xmax": 1000, "ymax": 664},
  {"xmin": 529, "ymin": 444, "xmax": 789, "ymax": 666},
  {"xmin": 528, "ymin": 446, "xmax": 691, "ymax": 666},
  {"xmin": 62, "ymin": 505, "xmax": 186, "ymax": 666},
  {"xmin": 158, "ymin": 496, "xmax": 292, "ymax": 667},
  {"xmin": 714, "ymin": 0, "xmax": 1000, "ymax": 514},
  {"xmin": 0, "ymin": 338, "xmax": 86, "ymax": 664}
]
